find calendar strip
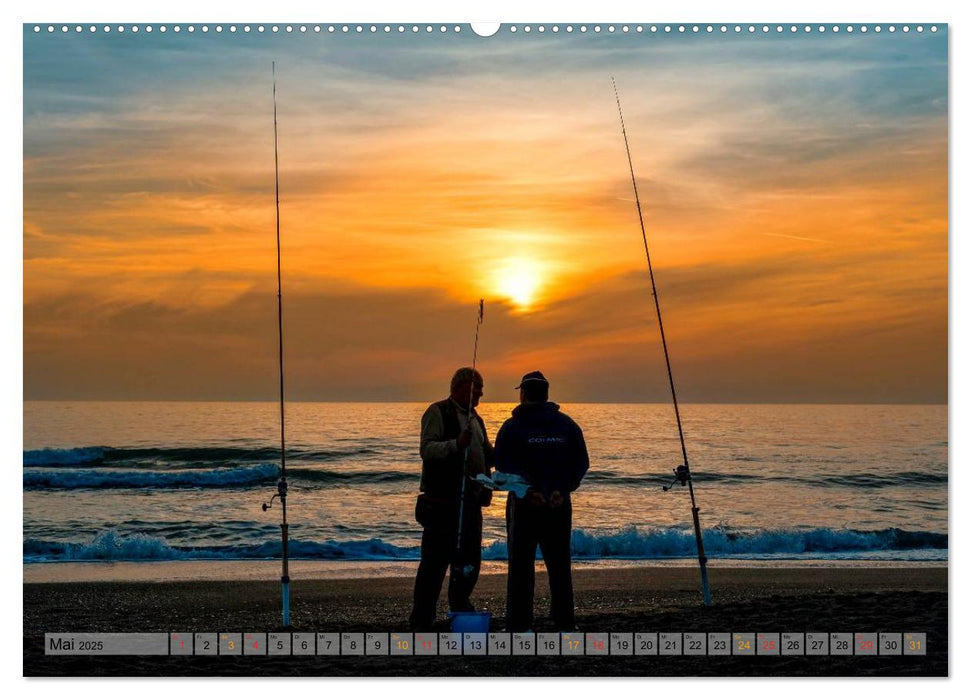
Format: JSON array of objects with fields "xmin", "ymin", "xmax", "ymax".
[{"xmin": 44, "ymin": 632, "xmax": 927, "ymax": 656}]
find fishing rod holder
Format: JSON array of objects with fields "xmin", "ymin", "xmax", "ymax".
[
  {"xmin": 662, "ymin": 465, "xmax": 691, "ymax": 492},
  {"xmin": 261, "ymin": 477, "xmax": 289, "ymax": 511}
]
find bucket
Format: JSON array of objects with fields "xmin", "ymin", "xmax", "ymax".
[{"xmin": 449, "ymin": 611, "xmax": 492, "ymax": 633}]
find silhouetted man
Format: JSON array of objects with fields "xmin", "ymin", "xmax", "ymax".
[
  {"xmin": 495, "ymin": 370, "xmax": 589, "ymax": 632},
  {"xmin": 409, "ymin": 367, "xmax": 494, "ymax": 630}
]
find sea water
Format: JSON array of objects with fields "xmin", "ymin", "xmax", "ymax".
[{"xmin": 23, "ymin": 402, "xmax": 947, "ymax": 567}]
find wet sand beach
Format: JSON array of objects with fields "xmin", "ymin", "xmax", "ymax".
[{"xmin": 24, "ymin": 565, "xmax": 947, "ymax": 677}]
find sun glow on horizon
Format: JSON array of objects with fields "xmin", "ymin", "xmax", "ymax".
[{"xmin": 494, "ymin": 256, "xmax": 546, "ymax": 311}]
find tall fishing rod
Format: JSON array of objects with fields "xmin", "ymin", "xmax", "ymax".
[
  {"xmin": 454, "ymin": 300, "xmax": 485, "ymax": 564},
  {"xmin": 260, "ymin": 61, "xmax": 291, "ymax": 628},
  {"xmin": 612, "ymin": 77, "xmax": 712, "ymax": 606}
]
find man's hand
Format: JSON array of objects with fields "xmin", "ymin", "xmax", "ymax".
[
  {"xmin": 550, "ymin": 490, "xmax": 564, "ymax": 508},
  {"xmin": 457, "ymin": 428, "xmax": 472, "ymax": 449},
  {"xmin": 527, "ymin": 489, "xmax": 547, "ymax": 507}
]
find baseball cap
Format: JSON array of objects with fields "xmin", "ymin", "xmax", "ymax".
[{"xmin": 515, "ymin": 370, "xmax": 549, "ymax": 389}]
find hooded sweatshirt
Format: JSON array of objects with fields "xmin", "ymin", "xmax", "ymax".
[{"xmin": 494, "ymin": 401, "xmax": 589, "ymax": 500}]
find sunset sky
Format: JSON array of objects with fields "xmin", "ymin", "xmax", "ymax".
[{"xmin": 23, "ymin": 27, "xmax": 947, "ymax": 403}]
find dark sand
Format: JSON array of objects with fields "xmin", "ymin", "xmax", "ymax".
[{"xmin": 24, "ymin": 566, "xmax": 947, "ymax": 677}]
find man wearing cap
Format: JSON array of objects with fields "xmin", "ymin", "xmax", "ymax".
[
  {"xmin": 495, "ymin": 371, "xmax": 590, "ymax": 632},
  {"xmin": 409, "ymin": 367, "xmax": 494, "ymax": 630}
]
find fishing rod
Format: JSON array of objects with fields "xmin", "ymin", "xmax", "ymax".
[
  {"xmin": 454, "ymin": 300, "xmax": 484, "ymax": 569},
  {"xmin": 611, "ymin": 77, "xmax": 712, "ymax": 606},
  {"xmin": 260, "ymin": 61, "xmax": 291, "ymax": 628}
]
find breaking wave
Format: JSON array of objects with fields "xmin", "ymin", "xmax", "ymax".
[
  {"xmin": 23, "ymin": 526, "xmax": 947, "ymax": 563},
  {"xmin": 23, "ymin": 465, "xmax": 418, "ymax": 490},
  {"xmin": 23, "ymin": 464, "xmax": 280, "ymax": 490},
  {"xmin": 24, "ymin": 530, "xmax": 419, "ymax": 562},
  {"xmin": 562, "ymin": 525, "xmax": 947, "ymax": 558},
  {"xmin": 586, "ymin": 470, "xmax": 947, "ymax": 488},
  {"xmin": 23, "ymin": 445, "xmax": 379, "ymax": 468},
  {"xmin": 23, "ymin": 447, "xmax": 107, "ymax": 467}
]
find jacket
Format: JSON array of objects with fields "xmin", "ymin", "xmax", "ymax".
[
  {"xmin": 494, "ymin": 401, "xmax": 589, "ymax": 500},
  {"xmin": 419, "ymin": 398, "xmax": 493, "ymax": 504}
]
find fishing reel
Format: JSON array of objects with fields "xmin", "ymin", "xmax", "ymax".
[
  {"xmin": 262, "ymin": 477, "xmax": 289, "ymax": 511},
  {"xmin": 662, "ymin": 465, "xmax": 691, "ymax": 492}
]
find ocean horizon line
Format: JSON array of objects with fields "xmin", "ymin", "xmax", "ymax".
[{"xmin": 23, "ymin": 398, "xmax": 950, "ymax": 406}]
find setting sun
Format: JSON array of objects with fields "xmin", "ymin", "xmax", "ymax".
[{"xmin": 495, "ymin": 257, "xmax": 545, "ymax": 310}]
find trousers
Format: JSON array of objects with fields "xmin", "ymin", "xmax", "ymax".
[
  {"xmin": 505, "ymin": 496, "xmax": 575, "ymax": 632},
  {"xmin": 409, "ymin": 496, "xmax": 483, "ymax": 630}
]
